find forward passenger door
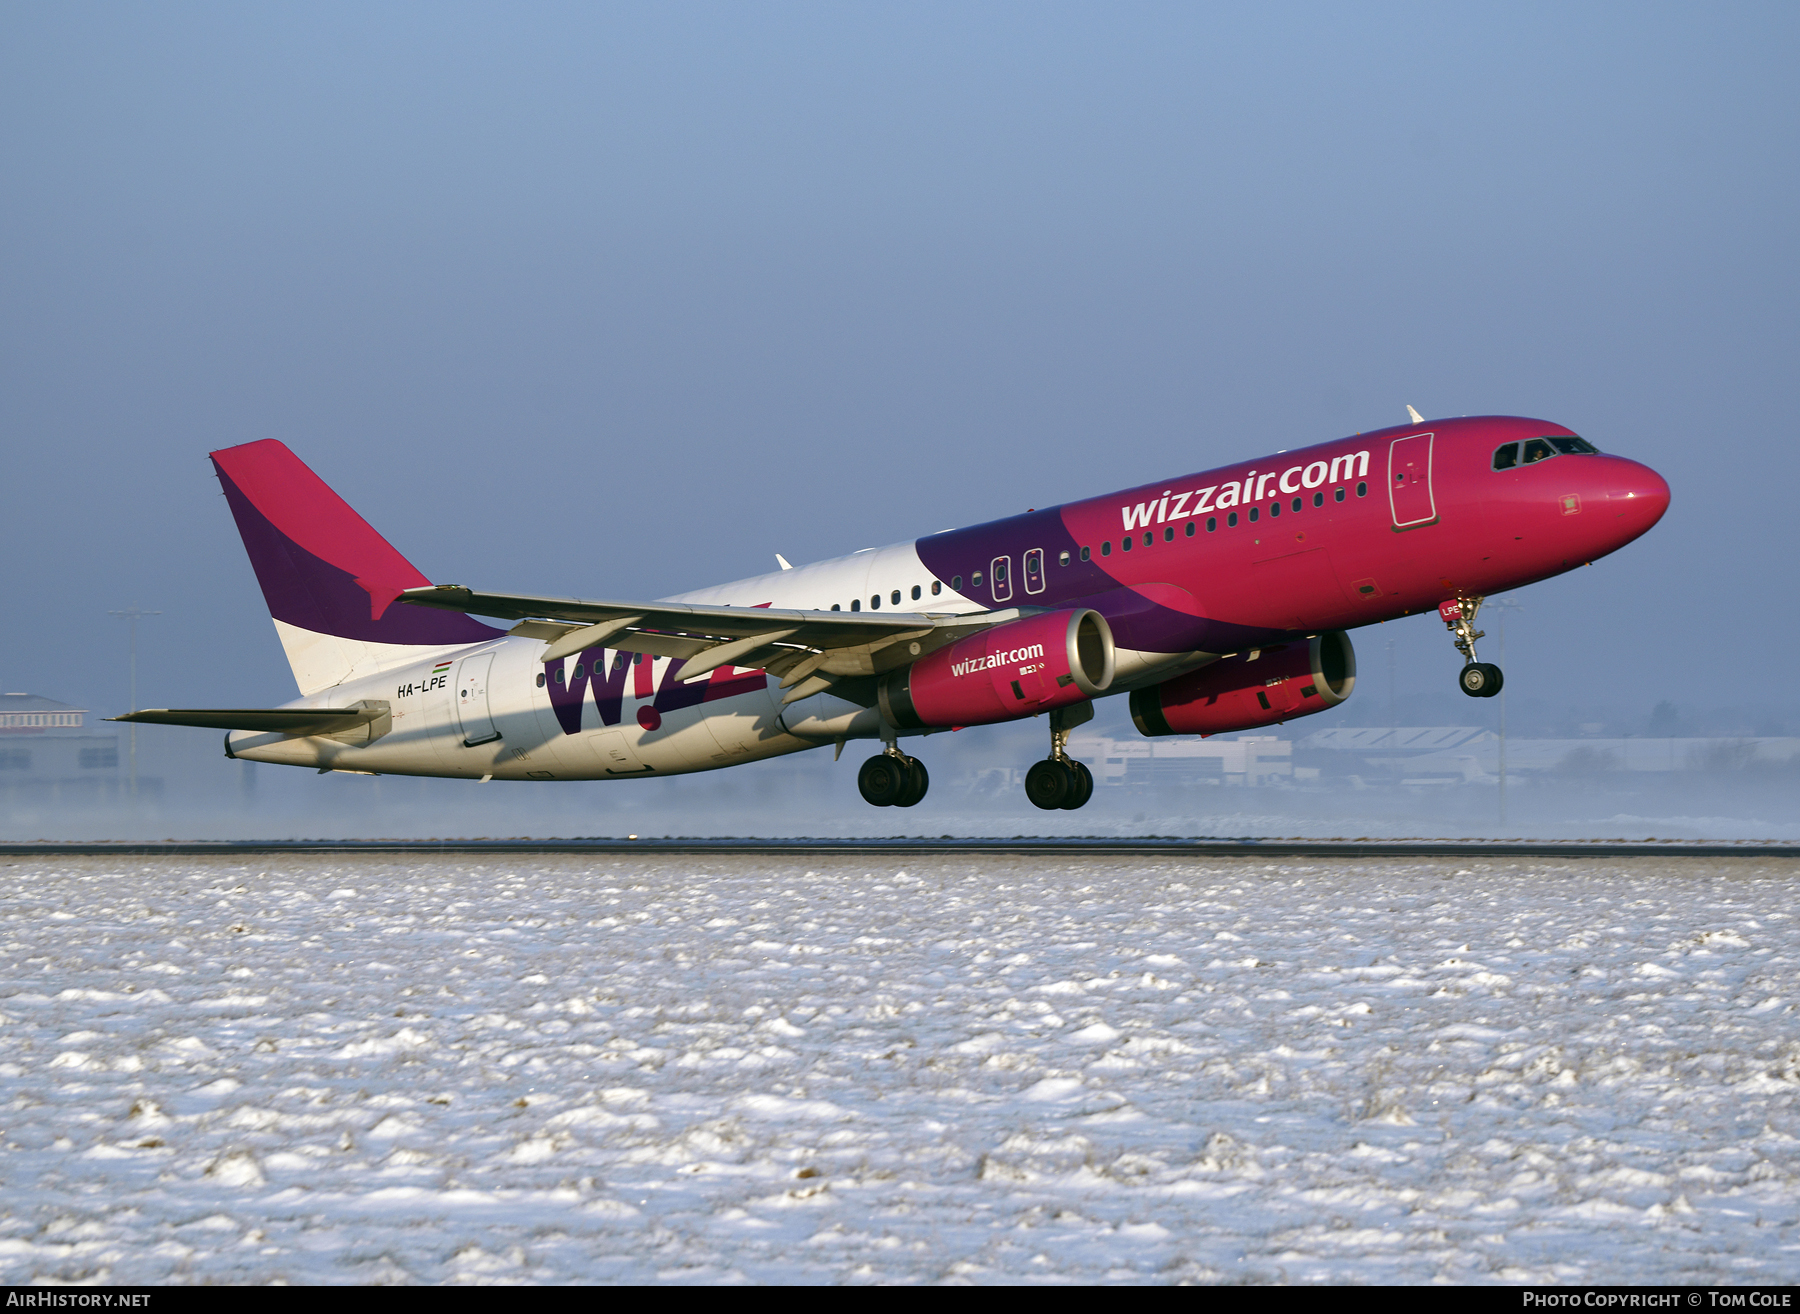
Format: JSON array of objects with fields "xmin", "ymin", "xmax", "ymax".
[{"xmin": 1388, "ymin": 433, "xmax": 1437, "ymax": 528}]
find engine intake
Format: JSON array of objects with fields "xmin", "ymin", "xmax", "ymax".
[
  {"xmin": 881, "ymin": 609, "xmax": 1115, "ymax": 730},
  {"xmin": 1130, "ymin": 631, "xmax": 1355, "ymax": 737}
]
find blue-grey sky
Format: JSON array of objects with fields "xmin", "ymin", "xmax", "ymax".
[{"xmin": 2, "ymin": 2, "xmax": 1794, "ymax": 723}]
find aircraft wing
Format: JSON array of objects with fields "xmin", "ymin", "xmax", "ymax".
[
  {"xmin": 111, "ymin": 706, "xmax": 387, "ymax": 734},
  {"xmin": 398, "ymin": 584, "xmax": 1023, "ymax": 693}
]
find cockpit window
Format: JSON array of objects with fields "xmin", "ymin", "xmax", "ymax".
[{"xmin": 1495, "ymin": 434, "xmax": 1600, "ymax": 470}]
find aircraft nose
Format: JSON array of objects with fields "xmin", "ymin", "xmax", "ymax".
[
  {"xmin": 1594, "ymin": 456, "xmax": 1670, "ymax": 545},
  {"xmin": 1610, "ymin": 458, "xmax": 1670, "ymax": 519}
]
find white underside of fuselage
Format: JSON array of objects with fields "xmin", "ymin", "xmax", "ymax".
[{"xmin": 229, "ymin": 539, "xmax": 1204, "ymax": 780}]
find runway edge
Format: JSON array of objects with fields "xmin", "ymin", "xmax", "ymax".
[{"xmin": 3, "ymin": 838, "xmax": 1799, "ymax": 859}]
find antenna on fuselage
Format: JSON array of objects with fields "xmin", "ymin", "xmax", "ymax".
[{"xmin": 1406, "ymin": 405, "xmax": 1425, "ymax": 425}]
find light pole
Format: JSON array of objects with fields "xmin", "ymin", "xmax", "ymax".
[
  {"xmin": 1486, "ymin": 599, "xmax": 1523, "ymax": 829},
  {"xmin": 109, "ymin": 605, "xmax": 160, "ymax": 798},
  {"xmin": 1386, "ymin": 633, "xmax": 1397, "ymax": 755}
]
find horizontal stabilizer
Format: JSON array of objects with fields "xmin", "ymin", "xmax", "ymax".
[{"xmin": 111, "ymin": 707, "xmax": 387, "ymax": 735}]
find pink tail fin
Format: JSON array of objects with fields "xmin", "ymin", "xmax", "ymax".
[{"xmin": 211, "ymin": 440, "xmax": 500, "ymax": 648}]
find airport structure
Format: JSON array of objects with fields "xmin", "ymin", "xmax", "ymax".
[
  {"xmin": 0, "ymin": 693, "xmax": 142, "ymax": 804},
  {"xmin": 1065, "ymin": 726, "xmax": 1800, "ymax": 789}
]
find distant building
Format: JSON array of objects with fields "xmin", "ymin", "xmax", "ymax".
[
  {"xmin": 1059, "ymin": 724, "xmax": 1800, "ymax": 793},
  {"xmin": 0, "ymin": 693, "xmax": 152, "ymax": 804},
  {"xmin": 0, "ymin": 693, "xmax": 88, "ymax": 733},
  {"xmin": 1067, "ymin": 733, "xmax": 1295, "ymax": 787},
  {"xmin": 1296, "ymin": 726, "xmax": 1800, "ymax": 783}
]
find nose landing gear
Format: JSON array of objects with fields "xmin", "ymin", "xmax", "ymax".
[
  {"xmin": 1441, "ymin": 596, "xmax": 1503, "ymax": 698},
  {"xmin": 858, "ymin": 749, "xmax": 929, "ymax": 807},
  {"xmin": 1025, "ymin": 702, "xmax": 1096, "ymax": 810}
]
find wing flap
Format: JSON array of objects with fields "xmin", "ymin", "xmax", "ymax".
[
  {"xmin": 400, "ymin": 584, "xmax": 942, "ymax": 647},
  {"xmin": 399, "ymin": 585, "xmax": 1024, "ymax": 673}
]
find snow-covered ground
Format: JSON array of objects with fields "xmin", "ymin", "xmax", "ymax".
[{"xmin": 2, "ymin": 854, "xmax": 1797, "ymax": 1284}]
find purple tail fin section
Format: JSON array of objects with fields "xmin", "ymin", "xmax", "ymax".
[{"xmin": 210, "ymin": 440, "xmax": 502, "ymax": 646}]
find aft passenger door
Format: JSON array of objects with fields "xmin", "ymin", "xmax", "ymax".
[
  {"xmin": 1388, "ymin": 433, "xmax": 1437, "ymax": 528},
  {"xmin": 456, "ymin": 652, "xmax": 500, "ymax": 746}
]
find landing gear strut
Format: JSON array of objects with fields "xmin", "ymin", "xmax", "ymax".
[
  {"xmin": 858, "ymin": 749, "xmax": 928, "ymax": 807},
  {"xmin": 1441, "ymin": 596, "xmax": 1503, "ymax": 699},
  {"xmin": 1025, "ymin": 703, "xmax": 1096, "ymax": 810}
]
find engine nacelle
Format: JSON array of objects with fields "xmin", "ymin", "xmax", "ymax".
[
  {"xmin": 880, "ymin": 609, "xmax": 1115, "ymax": 730},
  {"xmin": 1130, "ymin": 631, "xmax": 1355, "ymax": 737}
]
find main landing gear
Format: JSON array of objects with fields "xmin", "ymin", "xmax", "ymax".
[
  {"xmin": 1025, "ymin": 703, "xmax": 1096, "ymax": 811},
  {"xmin": 1441, "ymin": 596, "xmax": 1504, "ymax": 699},
  {"xmin": 858, "ymin": 749, "xmax": 929, "ymax": 807}
]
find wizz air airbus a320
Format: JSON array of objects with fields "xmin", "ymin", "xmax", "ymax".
[{"xmin": 122, "ymin": 413, "xmax": 1668, "ymax": 810}]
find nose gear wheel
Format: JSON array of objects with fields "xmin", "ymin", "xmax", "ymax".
[{"xmin": 1440, "ymin": 596, "xmax": 1505, "ymax": 699}]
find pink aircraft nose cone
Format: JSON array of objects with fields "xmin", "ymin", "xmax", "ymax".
[
  {"xmin": 1595, "ymin": 457, "xmax": 1670, "ymax": 549},
  {"xmin": 1615, "ymin": 458, "xmax": 1670, "ymax": 517}
]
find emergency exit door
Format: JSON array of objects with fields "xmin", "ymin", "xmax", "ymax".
[{"xmin": 1388, "ymin": 432, "xmax": 1437, "ymax": 528}]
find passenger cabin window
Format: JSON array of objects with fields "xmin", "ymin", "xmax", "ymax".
[
  {"xmin": 931, "ymin": 580, "xmax": 941, "ymax": 595},
  {"xmin": 1080, "ymin": 546, "xmax": 1091, "ymax": 561},
  {"xmin": 891, "ymin": 590, "xmax": 901, "ymax": 606},
  {"xmin": 851, "ymin": 599, "xmax": 861, "ymax": 611},
  {"xmin": 870, "ymin": 595, "xmax": 880, "ymax": 609},
  {"xmin": 1185, "ymin": 521, "xmax": 1195, "ymax": 536},
  {"xmin": 1058, "ymin": 550, "xmax": 1070, "ymax": 566},
  {"xmin": 1122, "ymin": 535, "xmax": 1132, "ymax": 551},
  {"xmin": 831, "ymin": 603, "xmax": 841, "ymax": 610}
]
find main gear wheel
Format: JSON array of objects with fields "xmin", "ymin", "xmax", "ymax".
[
  {"xmin": 1026, "ymin": 757, "xmax": 1094, "ymax": 810},
  {"xmin": 859, "ymin": 753, "xmax": 929, "ymax": 806}
]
